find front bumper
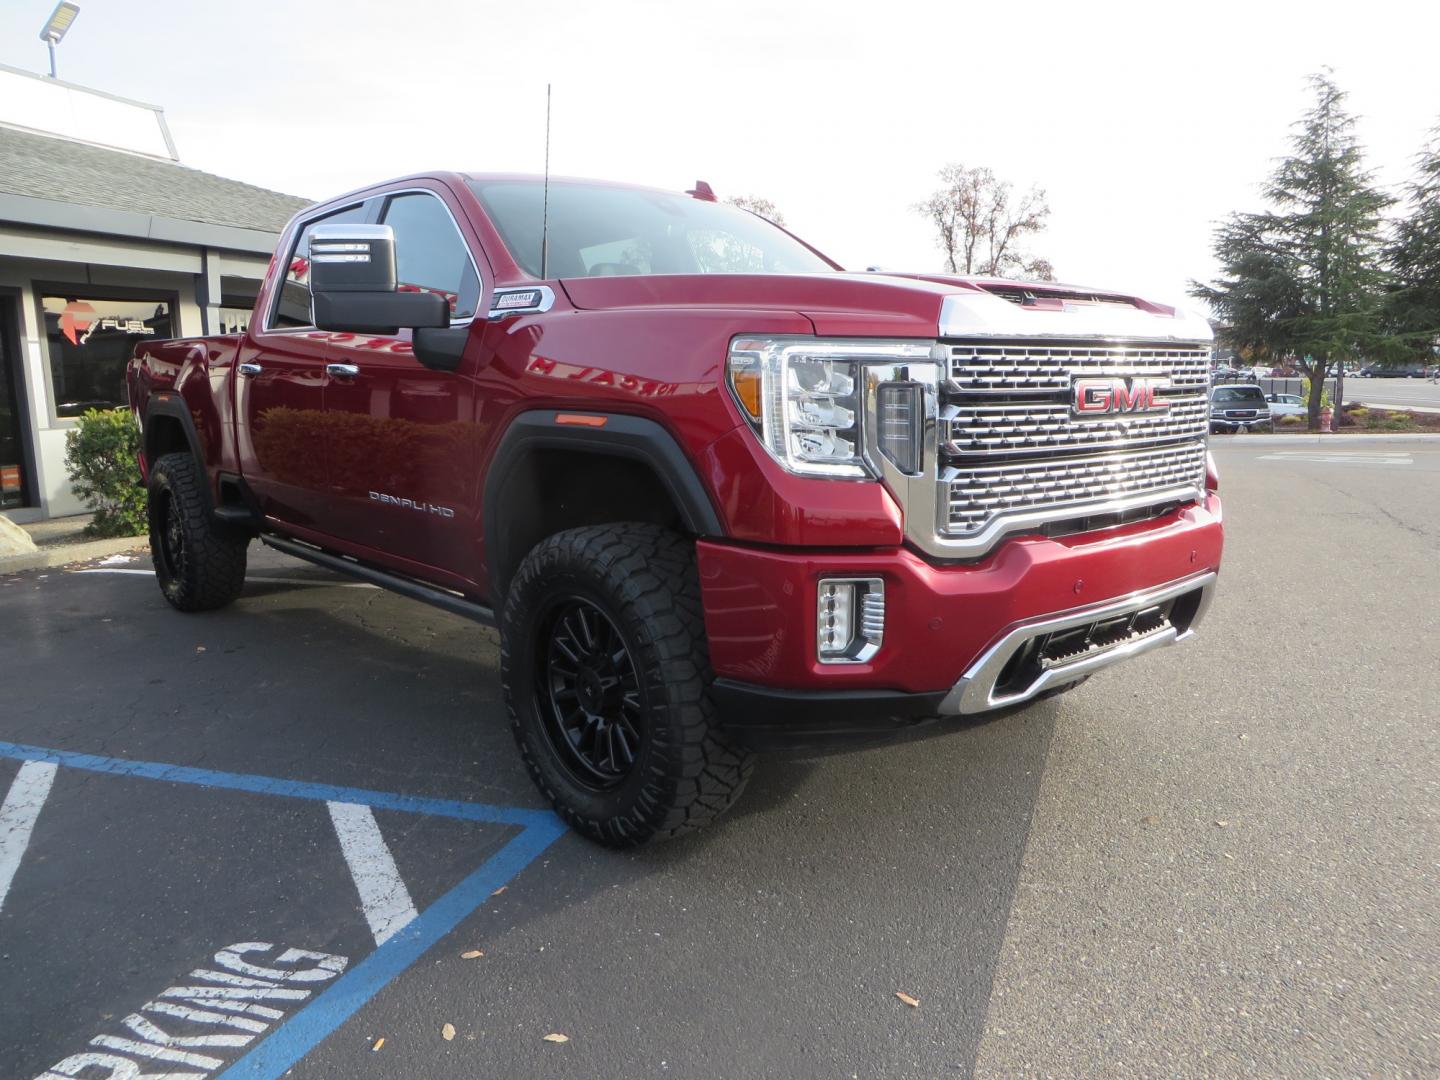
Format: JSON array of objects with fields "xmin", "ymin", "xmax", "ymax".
[
  {"xmin": 698, "ymin": 494, "xmax": 1222, "ymax": 744},
  {"xmin": 1211, "ymin": 414, "xmax": 1271, "ymax": 432}
]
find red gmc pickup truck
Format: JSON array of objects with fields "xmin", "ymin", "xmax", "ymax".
[{"xmin": 128, "ymin": 172, "xmax": 1223, "ymax": 846}]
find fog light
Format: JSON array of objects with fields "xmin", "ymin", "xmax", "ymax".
[{"xmin": 818, "ymin": 577, "xmax": 884, "ymax": 663}]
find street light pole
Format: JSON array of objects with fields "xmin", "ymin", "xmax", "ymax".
[{"xmin": 37, "ymin": 3, "xmax": 80, "ymax": 80}]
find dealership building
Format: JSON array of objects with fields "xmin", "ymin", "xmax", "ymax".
[{"xmin": 0, "ymin": 62, "xmax": 307, "ymax": 523}]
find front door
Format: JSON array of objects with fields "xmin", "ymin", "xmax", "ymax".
[
  {"xmin": 0, "ymin": 297, "xmax": 32, "ymax": 509},
  {"xmin": 321, "ymin": 188, "xmax": 486, "ymax": 580},
  {"xmin": 235, "ymin": 202, "xmax": 371, "ymax": 530}
]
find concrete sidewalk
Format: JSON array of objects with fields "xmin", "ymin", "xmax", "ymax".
[{"xmin": 0, "ymin": 513, "xmax": 149, "ymax": 575}]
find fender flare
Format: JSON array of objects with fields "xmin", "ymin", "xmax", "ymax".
[
  {"xmin": 483, "ymin": 410, "xmax": 724, "ymax": 597},
  {"xmin": 143, "ymin": 394, "xmax": 207, "ymax": 474}
]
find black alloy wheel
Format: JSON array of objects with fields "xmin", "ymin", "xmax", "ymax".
[
  {"xmin": 146, "ymin": 452, "xmax": 248, "ymax": 612},
  {"xmin": 499, "ymin": 522, "xmax": 754, "ymax": 846},
  {"xmin": 156, "ymin": 486, "xmax": 187, "ymax": 584},
  {"xmin": 539, "ymin": 598, "xmax": 644, "ymax": 789}
]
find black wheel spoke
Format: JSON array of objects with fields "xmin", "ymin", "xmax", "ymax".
[{"xmin": 538, "ymin": 598, "xmax": 645, "ymax": 790}]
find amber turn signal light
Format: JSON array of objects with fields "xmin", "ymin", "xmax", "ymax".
[{"xmin": 731, "ymin": 368, "xmax": 763, "ymax": 421}]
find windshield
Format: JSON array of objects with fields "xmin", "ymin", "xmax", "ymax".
[
  {"xmin": 1213, "ymin": 386, "xmax": 1266, "ymax": 403},
  {"xmin": 468, "ymin": 180, "xmax": 837, "ymax": 279}
]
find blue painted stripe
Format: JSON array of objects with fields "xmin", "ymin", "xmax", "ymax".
[
  {"xmin": 215, "ymin": 816, "xmax": 567, "ymax": 1079},
  {"xmin": 0, "ymin": 741, "xmax": 555, "ymax": 828},
  {"xmin": 0, "ymin": 740, "xmax": 570, "ymax": 1078}
]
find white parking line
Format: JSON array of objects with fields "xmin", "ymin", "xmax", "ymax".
[
  {"xmin": 0, "ymin": 760, "xmax": 58, "ymax": 913},
  {"xmin": 326, "ymin": 801, "xmax": 419, "ymax": 946},
  {"xmin": 1258, "ymin": 452, "xmax": 1413, "ymax": 466}
]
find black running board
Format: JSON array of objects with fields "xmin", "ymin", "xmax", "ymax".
[{"xmin": 261, "ymin": 535, "xmax": 496, "ymax": 627}]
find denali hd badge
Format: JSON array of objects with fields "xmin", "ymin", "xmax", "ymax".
[
  {"xmin": 369, "ymin": 491, "xmax": 455, "ymax": 518},
  {"xmin": 1072, "ymin": 376, "xmax": 1171, "ymax": 416}
]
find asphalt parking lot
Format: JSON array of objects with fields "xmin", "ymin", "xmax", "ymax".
[
  {"xmin": 2, "ymin": 437, "xmax": 1437, "ymax": 1079},
  {"xmin": 1349, "ymin": 375, "xmax": 1440, "ymax": 412}
]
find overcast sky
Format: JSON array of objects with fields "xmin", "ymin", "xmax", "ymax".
[{"xmin": 3, "ymin": 0, "xmax": 1437, "ymax": 311}]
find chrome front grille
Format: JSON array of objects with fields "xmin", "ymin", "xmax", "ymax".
[
  {"xmin": 939, "ymin": 398, "xmax": 1209, "ymax": 456},
  {"xmin": 936, "ymin": 340, "xmax": 1210, "ymax": 547},
  {"xmin": 944, "ymin": 442, "xmax": 1208, "ymax": 535},
  {"xmin": 947, "ymin": 343, "xmax": 1210, "ymax": 394}
]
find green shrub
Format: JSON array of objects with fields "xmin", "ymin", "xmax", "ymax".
[{"xmin": 64, "ymin": 408, "xmax": 146, "ymax": 538}]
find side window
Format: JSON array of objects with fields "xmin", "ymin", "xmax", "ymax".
[
  {"xmin": 381, "ymin": 193, "xmax": 480, "ymax": 319},
  {"xmin": 268, "ymin": 203, "xmax": 370, "ymax": 329}
]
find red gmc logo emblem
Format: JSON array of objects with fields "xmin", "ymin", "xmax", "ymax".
[{"xmin": 1072, "ymin": 376, "xmax": 1171, "ymax": 415}]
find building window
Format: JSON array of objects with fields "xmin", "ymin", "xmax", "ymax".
[{"xmin": 42, "ymin": 295, "xmax": 173, "ymax": 418}]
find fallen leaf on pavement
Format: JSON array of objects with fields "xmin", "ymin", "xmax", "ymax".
[
  {"xmin": 895, "ymin": 992, "xmax": 920, "ymax": 1008},
  {"xmin": 492, "ymin": 886, "xmax": 507, "ymax": 897},
  {"xmin": 371, "ymin": 1037, "xmax": 385, "ymax": 1052},
  {"xmin": 442, "ymin": 1023, "xmax": 456, "ymax": 1041},
  {"xmin": 543, "ymin": 1033, "xmax": 569, "ymax": 1044},
  {"xmin": 461, "ymin": 950, "xmax": 484, "ymax": 959}
]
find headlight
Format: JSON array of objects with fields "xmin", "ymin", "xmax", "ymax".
[{"xmin": 727, "ymin": 337, "xmax": 934, "ymax": 478}]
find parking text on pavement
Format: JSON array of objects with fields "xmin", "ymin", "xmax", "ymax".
[{"xmin": 34, "ymin": 941, "xmax": 348, "ymax": 1080}]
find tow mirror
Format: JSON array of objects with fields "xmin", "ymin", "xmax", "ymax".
[{"xmin": 308, "ymin": 223, "xmax": 448, "ymax": 334}]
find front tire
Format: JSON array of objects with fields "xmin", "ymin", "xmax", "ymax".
[
  {"xmin": 147, "ymin": 452, "xmax": 248, "ymax": 612},
  {"xmin": 500, "ymin": 523, "xmax": 753, "ymax": 847}
]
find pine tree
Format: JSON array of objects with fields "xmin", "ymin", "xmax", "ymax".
[
  {"xmin": 1386, "ymin": 128, "xmax": 1440, "ymax": 363},
  {"xmin": 1192, "ymin": 72, "xmax": 1394, "ymax": 428}
]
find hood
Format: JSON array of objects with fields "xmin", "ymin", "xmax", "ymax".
[{"xmin": 558, "ymin": 272, "xmax": 1214, "ymax": 342}]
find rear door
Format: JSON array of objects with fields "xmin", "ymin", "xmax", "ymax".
[
  {"xmin": 237, "ymin": 201, "xmax": 373, "ymax": 529},
  {"xmin": 320, "ymin": 185, "xmax": 488, "ymax": 580}
]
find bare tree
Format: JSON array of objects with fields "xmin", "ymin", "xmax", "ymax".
[
  {"xmin": 727, "ymin": 195, "xmax": 785, "ymax": 226},
  {"xmin": 916, "ymin": 164, "xmax": 1051, "ymax": 278}
]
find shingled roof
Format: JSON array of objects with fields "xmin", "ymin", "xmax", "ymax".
[{"xmin": 0, "ymin": 124, "xmax": 309, "ymax": 233}]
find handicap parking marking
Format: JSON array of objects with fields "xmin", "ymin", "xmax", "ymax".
[
  {"xmin": 1257, "ymin": 451, "xmax": 1414, "ymax": 466},
  {"xmin": 0, "ymin": 741, "xmax": 567, "ymax": 1080}
]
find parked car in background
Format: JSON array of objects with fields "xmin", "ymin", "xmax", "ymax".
[
  {"xmin": 1211, "ymin": 384, "xmax": 1273, "ymax": 433},
  {"xmin": 1265, "ymin": 392, "xmax": 1307, "ymax": 421},
  {"xmin": 1358, "ymin": 365, "xmax": 1427, "ymax": 378}
]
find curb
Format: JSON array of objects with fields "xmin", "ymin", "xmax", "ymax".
[
  {"xmin": 1222, "ymin": 433, "xmax": 1440, "ymax": 444},
  {"xmin": 0, "ymin": 536, "xmax": 150, "ymax": 576}
]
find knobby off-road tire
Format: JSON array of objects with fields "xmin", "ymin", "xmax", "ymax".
[
  {"xmin": 500, "ymin": 523, "xmax": 754, "ymax": 847},
  {"xmin": 147, "ymin": 452, "xmax": 248, "ymax": 612}
]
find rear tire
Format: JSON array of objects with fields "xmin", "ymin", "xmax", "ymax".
[
  {"xmin": 500, "ymin": 523, "xmax": 753, "ymax": 847},
  {"xmin": 147, "ymin": 452, "xmax": 248, "ymax": 612}
]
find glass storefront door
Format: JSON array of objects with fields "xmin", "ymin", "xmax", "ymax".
[{"xmin": 1, "ymin": 297, "xmax": 31, "ymax": 509}]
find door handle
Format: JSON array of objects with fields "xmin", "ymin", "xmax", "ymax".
[
  {"xmin": 238, "ymin": 362, "xmax": 262, "ymax": 377},
  {"xmin": 326, "ymin": 363, "xmax": 361, "ymax": 378}
]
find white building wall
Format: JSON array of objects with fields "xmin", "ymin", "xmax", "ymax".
[{"xmin": 0, "ymin": 227, "xmax": 267, "ymax": 522}]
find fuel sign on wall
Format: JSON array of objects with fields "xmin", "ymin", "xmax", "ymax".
[{"xmin": 41, "ymin": 296, "xmax": 172, "ymax": 418}]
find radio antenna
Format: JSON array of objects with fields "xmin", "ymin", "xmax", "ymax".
[{"xmin": 540, "ymin": 83, "xmax": 551, "ymax": 280}]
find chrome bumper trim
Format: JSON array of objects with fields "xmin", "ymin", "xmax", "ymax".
[{"xmin": 939, "ymin": 571, "xmax": 1217, "ymax": 715}]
